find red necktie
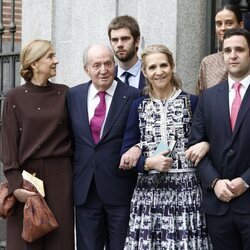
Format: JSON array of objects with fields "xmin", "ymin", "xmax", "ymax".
[
  {"xmin": 230, "ymin": 82, "xmax": 242, "ymax": 131},
  {"xmin": 90, "ymin": 91, "xmax": 106, "ymax": 143}
]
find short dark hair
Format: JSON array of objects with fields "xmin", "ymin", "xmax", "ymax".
[
  {"xmin": 223, "ymin": 28, "xmax": 250, "ymax": 49},
  {"xmin": 216, "ymin": 4, "xmax": 242, "ymax": 24},
  {"xmin": 107, "ymin": 15, "xmax": 140, "ymax": 41}
]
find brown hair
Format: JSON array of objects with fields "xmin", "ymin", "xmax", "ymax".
[
  {"xmin": 141, "ymin": 44, "xmax": 182, "ymax": 95},
  {"xmin": 20, "ymin": 39, "xmax": 53, "ymax": 81},
  {"xmin": 108, "ymin": 15, "xmax": 140, "ymax": 41}
]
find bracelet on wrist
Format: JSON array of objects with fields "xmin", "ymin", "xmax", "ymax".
[{"xmin": 144, "ymin": 164, "xmax": 149, "ymax": 171}]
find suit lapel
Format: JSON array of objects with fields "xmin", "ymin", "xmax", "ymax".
[
  {"xmin": 100, "ymin": 81, "xmax": 129, "ymax": 142},
  {"xmin": 216, "ymin": 81, "xmax": 232, "ymax": 136},
  {"xmin": 80, "ymin": 82, "xmax": 95, "ymax": 145}
]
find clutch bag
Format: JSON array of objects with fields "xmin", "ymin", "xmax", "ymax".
[{"xmin": 22, "ymin": 170, "xmax": 45, "ymax": 197}]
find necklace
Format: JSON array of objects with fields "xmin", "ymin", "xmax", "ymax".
[
  {"xmin": 151, "ymin": 86, "xmax": 177, "ymax": 101},
  {"xmin": 167, "ymin": 87, "xmax": 176, "ymax": 100}
]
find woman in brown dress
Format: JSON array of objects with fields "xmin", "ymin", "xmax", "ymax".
[{"xmin": 0, "ymin": 39, "xmax": 74, "ymax": 250}]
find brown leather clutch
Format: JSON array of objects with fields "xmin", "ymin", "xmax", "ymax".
[
  {"xmin": 0, "ymin": 181, "xmax": 16, "ymax": 218},
  {"xmin": 0, "ymin": 179, "xmax": 58, "ymax": 242}
]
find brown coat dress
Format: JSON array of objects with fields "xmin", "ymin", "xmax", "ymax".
[{"xmin": 0, "ymin": 81, "xmax": 74, "ymax": 250}]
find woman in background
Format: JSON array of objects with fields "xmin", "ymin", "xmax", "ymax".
[
  {"xmin": 0, "ymin": 39, "xmax": 74, "ymax": 250},
  {"xmin": 197, "ymin": 4, "xmax": 243, "ymax": 95}
]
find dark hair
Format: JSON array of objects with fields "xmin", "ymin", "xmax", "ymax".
[
  {"xmin": 223, "ymin": 28, "xmax": 250, "ymax": 49},
  {"xmin": 107, "ymin": 15, "xmax": 140, "ymax": 41},
  {"xmin": 216, "ymin": 4, "xmax": 242, "ymax": 24}
]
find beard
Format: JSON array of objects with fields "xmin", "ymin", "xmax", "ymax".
[{"xmin": 115, "ymin": 46, "xmax": 137, "ymax": 62}]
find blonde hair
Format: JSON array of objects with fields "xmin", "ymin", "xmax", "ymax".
[
  {"xmin": 20, "ymin": 39, "xmax": 53, "ymax": 81},
  {"xmin": 141, "ymin": 44, "xmax": 182, "ymax": 95}
]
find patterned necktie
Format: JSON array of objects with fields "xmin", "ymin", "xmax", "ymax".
[
  {"xmin": 123, "ymin": 71, "xmax": 132, "ymax": 85},
  {"xmin": 230, "ymin": 82, "xmax": 242, "ymax": 131},
  {"xmin": 90, "ymin": 91, "xmax": 106, "ymax": 143}
]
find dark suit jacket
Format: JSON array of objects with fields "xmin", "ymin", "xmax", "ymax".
[
  {"xmin": 115, "ymin": 65, "xmax": 145, "ymax": 90},
  {"xmin": 189, "ymin": 80, "xmax": 250, "ymax": 216},
  {"xmin": 67, "ymin": 80, "xmax": 139, "ymax": 206}
]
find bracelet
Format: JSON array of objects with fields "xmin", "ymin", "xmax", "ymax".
[
  {"xmin": 134, "ymin": 143, "xmax": 142, "ymax": 149},
  {"xmin": 144, "ymin": 164, "xmax": 149, "ymax": 171}
]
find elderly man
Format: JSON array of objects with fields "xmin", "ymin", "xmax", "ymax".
[
  {"xmin": 189, "ymin": 28, "xmax": 250, "ymax": 250},
  {"xmin": 67, "ymin": 44, "xmax": 139, "ymax": 249}
]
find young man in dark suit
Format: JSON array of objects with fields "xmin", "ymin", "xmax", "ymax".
[
  {"xmin": 189, "ymin": 28, "xmax": 250, "ymax": 250},
  {"xmin": 67, "ymin": 44, "xmax": 139, "ymax": 250},
  {"xmin": 108, "ymin": 15, "xmax": 145, "ymax": 90}
]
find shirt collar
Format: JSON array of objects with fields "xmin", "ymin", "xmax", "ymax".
[
  {"xmin": 89, "ymin": 80, "xmax": 117, "ymax": 99},
  {"xmin": 228, "ymin": 74, "xmax": 250, "ymax": 91},
  {"xmin": 117, "ymin": 58, "xmax": 142, "ymax": 78}
]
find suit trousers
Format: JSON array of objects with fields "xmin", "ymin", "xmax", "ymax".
[
  {"xmin": 76, "ymin": 177, "xmax": 130, "ymax": 250},
  {"xmin": 206, "ymin": 208, "xmax": 250, "ymax": 250}
]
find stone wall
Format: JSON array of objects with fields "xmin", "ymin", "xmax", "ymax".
[{"xmin": 22, "ymin": 0, "xmax": 207, "ymax": 93}]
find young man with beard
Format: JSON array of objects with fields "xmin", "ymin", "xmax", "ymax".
[{"xmin": 108, "ymin": 15, "xmax": 145, "ymax": 90}]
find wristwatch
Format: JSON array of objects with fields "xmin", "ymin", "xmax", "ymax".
[
  {"xmin": 209, "ymin": 178, "xmax": 220, "ymax": 190},
  {"xmin": 242, "ymin": 179, "xmax": 249, "ymax": 189}
]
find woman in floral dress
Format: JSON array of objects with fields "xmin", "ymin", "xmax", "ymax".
[{"xmin": 120, "ymin": 44, "xmax": 211, "ymax": 249}]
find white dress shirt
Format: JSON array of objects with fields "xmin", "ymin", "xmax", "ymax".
[
  {"xmin": 117, "ymin": 59, "xmax": 142, "ymax": 89},
  {"xmin": 87, "ymin": 80, "xmax": 117, "ymax": 137},
  {"xmin": 228, "ymin": 75, "xmax": 250, "ymax": 115}
]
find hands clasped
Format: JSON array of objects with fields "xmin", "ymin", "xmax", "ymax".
[{"xmin": 214, "ymin": 177, "xmax": 247, "ymax": 202}]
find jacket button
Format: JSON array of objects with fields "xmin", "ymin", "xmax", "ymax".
[{"xmin": 228, "ymin": 149, "xmax": 234, "ymax": 156}]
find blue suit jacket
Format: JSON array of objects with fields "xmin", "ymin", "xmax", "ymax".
[
  {"xmin": 115, "ymin": 66, "xmax": 145, "ymax": 90},
  {"xmin": 67, "ymin": 80, "xmax": 139, "ymax": 206},
  {"xmin": 189, "ymin": 80, "xmax": 250, "ymax": 215}
]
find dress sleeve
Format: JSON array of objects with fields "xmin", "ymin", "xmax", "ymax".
[
  {"xmin": 196, "ymin": 59, "xmax": 207, "ymax": 96},
  {"xmin": 188, "ymin": 93, "xmax": 219, "ymax": 188},
  {"xmin": 0, "ymin": 95, "xmax": 23, "ymax": 194},
  {"xmin": 121, "ymin": 98, "xmax": 146, "ymax": 173},
  {"xmin": 189, "ymin": 94, "xmax": 199, "ymax": 115}
]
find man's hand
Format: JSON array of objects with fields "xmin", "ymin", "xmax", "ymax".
[
  {"xmin": 214, "ymin": 179, "xmax": 235, "ymax": 202},
  {"xmin": 119, "ymin": 146, "xmax": 142, "ymax": 170},
  {"xmin": 185, "ymin": 141, "xmax": 209, "ymax": 166},
  {"xmin": 228, "ymin": 177, "xmax": 248, "ymax": 197}
]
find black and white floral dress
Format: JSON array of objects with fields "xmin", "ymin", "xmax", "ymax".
[{"xmin": 123, "ymin": 90, "xmax": 211, "ymax": 250}]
